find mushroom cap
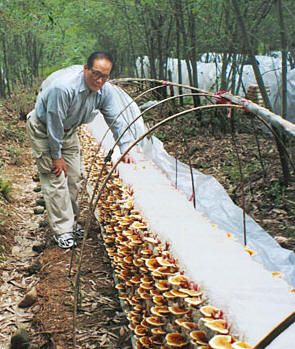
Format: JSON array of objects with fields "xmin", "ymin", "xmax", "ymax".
[
  {"xmin": 204, "ymin": 319, "xmax": 229, "ymax": 334},
  {"xmin": 130, "ymin": 275, "xmax": 142, "ymax": 284},
  {"xmin": 151, "ymin": 327, "xmax": 166, "ymax": 335},
  {"xmin": 170, "ymin": 289, "xmax": 189, "ymax": 298},
  {"xmin": 141, "ymin": 282, "xmax": 154, "ymax": 290},
  {"xmin": 209, "ymin": 335, "xmax": 233, "ymax": 349},
  {"xmin": 232, "ymin": 341, "xmax": 253, "ymax": 349},
  {"xmin": 155, "ymin": 280, "xmax": 170, "ymax": 291},
  {"xmin": 134, "ymin": 325, "xmax": 148, "ymax": 337},
  {"xmin": 200, "ymin": 305, "xmax": 223, "ymax": 319},
  {"xmin": 189, "ymin": 330, "xmax": 208, "ymax": 344},
  {"xmin": 156, "ymin": 256, "xmax": 176, "ymax": 267},
  {"xmin": 178, "ymin": 321, "xmax": 198, "ymax": 330},
  {"xmin": 146, "ymin": 258, "xmax": 162, "ymax": 270},
  {"xmin": 271, "ymin": 271, "xmax": 283, "ymax": 278},
  {"xmin": 151, "ymin": 306, "xmax": 170, "ymax": 316},
  {"xmin": 140, "ymin": 248, "xmax": 153, "ymax": 257},
  {"xmin": 150, "ymin": 289, "xmax": 161, "ymax": 297},
  {"xmin": 153, "ymin": 295, "xmax": 167, "ymax": 306},
  {"xmin": 168, "ymin": 305, "xmax": 190, "ymax": 315},
  {"xmin": 146, "ymin": 316, "xmax": 166, "ymax": 326},
  {"xmin": 141, "ymin": 275, "xmax": 153, "ymax": 283},
  {"xmin": 165, "ymin": 333, "xmax": 189, "ymax": 348},
  {"xmin": 184, "ymin": 297, "xmax": 205, "ymax": 307},
  {"xmin": 115, "ymin": 283, "xmax": 126, "ymax": 290},
  {"xmin": 175, "ymin": 318, "xmax": 189, "ymax": 326},
  {"xmin": 123, "ymin": 255, "xmax": 133, "ymax": 264},
  {"xmin": 244, "ymin": 246, "xmax": 256, "ymax": 256},
  {"xmin": 168, "ymin": 274, "xmax": 189, "ymax": 286},
  {"xmin": 160, "ymin": 266, "xmax": 178, "ymax": 275},
  {"xmin": 144, "ymin": 236, "xmax": 159, "ymax": 245},
  {"xmin": 131, "ymin": 221, "xmax": 148, "ymax": 230},
  {"xmin": 163, "ymin": 291, "xmax": 177, "ymax": 299},
  {"xmin": 179, "ymin": 288, "xmax": 203, "ymax": 297},
  {"xmin": 139, "ymin": 336, "xmax": 152, "ymax": 348},
  {"xmin": 133, "ymin": 258, "xmax": 144, "ymax": 267}
]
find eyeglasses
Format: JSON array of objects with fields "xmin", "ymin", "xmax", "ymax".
[{"xmin": 89, "ymin": 68, "xmax": 109, "ymax": 81}]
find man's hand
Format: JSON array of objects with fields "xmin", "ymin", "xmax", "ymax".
[
  {"xmin": 121, "ymin": 153, "xmax": 135, "ymax": 164},
  {"xmin": 52, "ymin": 158, "xmax": 68, "ymax": 177}
]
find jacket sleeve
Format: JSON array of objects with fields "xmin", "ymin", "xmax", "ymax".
[
  {"xmin": 99, "ymin": 83, "xmax": 134, "ymax": 153},
  {"xmin": 44, "ymin": 87, "xmax": 70, "ymax": 159}
]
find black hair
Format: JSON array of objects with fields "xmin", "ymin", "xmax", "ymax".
[{"xmin": 86, "ymin": 51, "xmax": 114, "ymax": 69}]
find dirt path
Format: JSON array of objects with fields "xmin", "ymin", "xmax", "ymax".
[{"xmin": 0, "ymin": 113, "xmax": 131, "ymax": 348}]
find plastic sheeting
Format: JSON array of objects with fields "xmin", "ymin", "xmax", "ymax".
[
  {"xmin": 136, "ymin": 56, "xmax": 295, "ymax": 122},
  {"xmin": 270, "ymin": 68, "xmax": 295, "ymax": 123}
]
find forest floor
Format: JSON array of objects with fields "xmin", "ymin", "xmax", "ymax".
[{"xmin": 0, "ymin": 88, "xmax": 294, "ymax": 348}]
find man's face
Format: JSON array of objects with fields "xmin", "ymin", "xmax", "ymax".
[{"xmin": 84, "ymin": 58, "xmax": 112, "ymax": 92}]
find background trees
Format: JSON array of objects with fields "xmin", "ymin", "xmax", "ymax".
[{"xmin": 1, "ymin": 0, "xmax": 294, "ymax": 97}]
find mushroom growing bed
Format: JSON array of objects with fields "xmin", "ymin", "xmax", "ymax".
[{"xmin": 79, "ymin": 117, "xmax": 295, "ymax": 349}]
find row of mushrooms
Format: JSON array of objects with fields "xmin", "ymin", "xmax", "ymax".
[{"xmin": 80, "ymin": 129, "xmax": 253, "ymax": 349}]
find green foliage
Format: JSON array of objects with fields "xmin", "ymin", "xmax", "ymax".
[
  {"xmin": 6, "ymin": 145, "xmax": 24, "ymax": 165},
  {"xmin": 269, "ymin": 181, "xmax": 284, "ymax": 206},
  {"xmin": 2, "ymin": 124, "xmax": 26, "ymax": 144},
  {"xmin": 0, "ymin": 177, "xmax": 12, "ymax": 201}
]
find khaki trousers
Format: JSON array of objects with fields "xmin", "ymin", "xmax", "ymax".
[{"xmin": 26, "ymin": 110, "xmax": 81, "ymax": 235}]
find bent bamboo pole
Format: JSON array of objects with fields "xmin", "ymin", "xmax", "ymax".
[{"xmin": 253, "ymin": 311, "xmax": 295, "ymax": 349}]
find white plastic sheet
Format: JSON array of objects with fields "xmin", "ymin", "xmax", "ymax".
[{"xmin": 91, "ymin": 82, "xmax": 295, "ymax": 286}]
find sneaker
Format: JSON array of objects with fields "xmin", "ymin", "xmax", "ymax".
[
  {"xmin": 53, "ymin": 232, "xmax": 76, "ymax": 249},
  {"xmin": 73, "ymin": 223, "xmax": 84, "ymax": 239}
]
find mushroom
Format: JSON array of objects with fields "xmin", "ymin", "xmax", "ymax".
[
  {"xmin": 146, "ymin": 316, "xmax": 166, "ymax": 327},
  {"xmin": 165, "ymin": 333, "xmax": 189, "ymax": 348},
  {"xmin": 155, "ymin": 280, "xmax": 170, "ymax": 291},
  {"xmin": 244, "ymin": 246, "xmax": 256, "ymax": 256},
  {"xmin": 151, "ymin": 328, "xmax": 166, "ymax": 336},
  {"xmin": 184, "ymin": 297, "xmax": 205, "ymax": 307},
  {"xmin": 170, "ymin": 289, "xmax": 189, "ymax": 298},
  {"xmin": 178, "ymin": 321, "xmax": 198, "ymax": 331},
  {"xmin": 208, "ymin": 335, "xmax": 233, "ymax": 349},
  {"xmin": 139, "ymin": 336, "xmax": 152, "ymax": 348},
  {"xmin": 179, "ymin": 288, "xmax": 203, "ymax": 297},
  {"xmin": 232, "ymin": 341, "xmax": 253, "ymax": 349},
  {"xmin": 168, "ymin": 305, "xmax": 190, "ymax": 316},
  {"xmin": 134, "ymin": 324, "xmax": 148, "ymax": 337},
  {"xmin": 200, "ymin": 305, "xmax": 223, "ymax": 319},
  {"xmin": 168, "ymin": 275, "xmax": 189, "ymax": 287},
  {"xmin": 156, "ymin": 256, "xmax": 176, "ymax": 267},
  {"xmin": 151, "ymin": 305, "xmax": 170, "ymax": 317},
  {"xmin": 189, "ymin": 330, "xmax": 208, "ymax": 345},
  {"xmin": 204, "ymin": 319, "xmax": 229, "ymax": 335},
  {"xmin": 153, "ymin": 295, "xmax": 167, "ymax": 306},
  {"xmin": 146, "ymin": 257, "xmax": 162, "ymax": 271}
]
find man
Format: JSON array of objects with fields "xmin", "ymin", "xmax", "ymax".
[{"xmin": 27, "ymin": 51, "xmax": 134, "ymax": 249}]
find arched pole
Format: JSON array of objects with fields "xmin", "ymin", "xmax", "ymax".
[
  {"xmin": 72, "ymin": 103, "xmax": 243, "ymax": 347},
  {"xmin": 111, "ymin": 77, "xmax": 212, "ymax": 96}
]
